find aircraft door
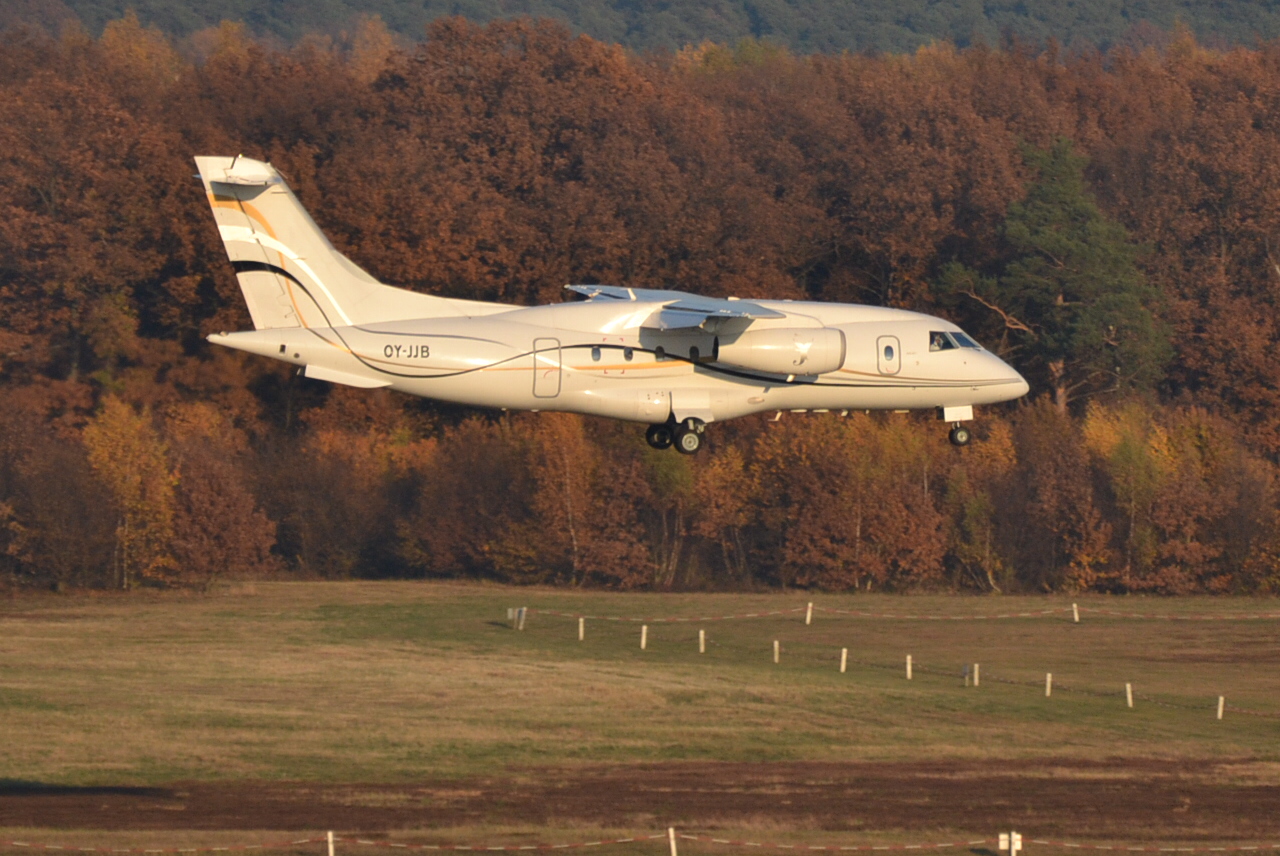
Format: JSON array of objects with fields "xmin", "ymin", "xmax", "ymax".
[
  {"xmin": 876, "ymin": 335, "xmax": 901, "ymax": 375},
  {"xmin": 533, "ymin": 338, "xmax": 562, "ymax": 397}
]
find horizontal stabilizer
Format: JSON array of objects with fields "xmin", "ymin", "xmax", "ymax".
[
  {"xmin": 205, "ymin": 156, "xmax": 278, "ymax": 186},
  {"xmin": 303, "ymin": 364, "xmax": 392, "ymax": 389}
]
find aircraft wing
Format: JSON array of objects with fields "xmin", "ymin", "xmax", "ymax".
[{"xmin": 565, "ymin": 284, "xmax": 784, "ymax": 331}]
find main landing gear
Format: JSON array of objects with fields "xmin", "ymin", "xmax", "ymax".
[
  {"xmin": 646, "ymin": 418, "xmax": 706, "ymax": 455},
  {"xmin": 948, "ymin": 424, "xmax": 972, "ymax": 447}
]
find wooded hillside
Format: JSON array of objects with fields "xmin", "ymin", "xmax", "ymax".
[
  {"xmin": 12, "ymin": 0, "xmax": 1280, "ymax": 55},
  {"xmin": 3, "ymin": 17, "xmax": 1280, "ymax": 594}
]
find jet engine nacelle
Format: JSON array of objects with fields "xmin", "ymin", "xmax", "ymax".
[{"xmin": 715, "ymin": 327, "xmax": 846, "ymax": 376}]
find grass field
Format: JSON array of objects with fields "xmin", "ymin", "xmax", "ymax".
[{"xmin": 1, "ymin": 583, "xmax": 1278, "ymax": 843}]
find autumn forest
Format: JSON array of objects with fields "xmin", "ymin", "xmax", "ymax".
[{"xmin": 3, "ymin": 16, "xmax": 1280, "ymax": 595}]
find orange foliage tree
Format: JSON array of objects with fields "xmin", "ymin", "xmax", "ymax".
[{"xmin": 5, "ymin": 20, "xmax": 1280, "ymax": 591}]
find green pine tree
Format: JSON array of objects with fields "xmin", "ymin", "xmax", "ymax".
[{"xmin": 939, "ymin": 137, "xmax": 1170, "ymax": 412}]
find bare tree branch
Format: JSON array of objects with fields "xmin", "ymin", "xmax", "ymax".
[{"xmin": 960, "ymin": 290, "xmax": 1037, "ymax": 337}]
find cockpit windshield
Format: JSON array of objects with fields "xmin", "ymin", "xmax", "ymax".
[
  {"xmin": 929, "ymin": 331, "xmax": 958, "ymax": 351},
  {"xmin": 930, "ymin": 330, "xmax": 983, "ymax": 351}
]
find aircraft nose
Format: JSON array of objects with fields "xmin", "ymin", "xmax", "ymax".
[
  {"xmin": 1012, "ymin": 372, "xmax": 1030, "ymax": 398},
  {"xmin": 985, "ymin": 352, "xmax": 1029, "ymax": 399},
  {"xmin": 1000, "ymin": 358, "xmax": 1030, "ymax": 398}
]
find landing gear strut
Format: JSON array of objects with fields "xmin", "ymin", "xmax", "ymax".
[{"xmin": 948, "ymin": 424, "xmax": 972, "ymax": 447}]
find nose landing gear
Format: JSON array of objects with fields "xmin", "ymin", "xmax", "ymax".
[
  {"xmin": 948, "ymin": 424, "xmax": 972, "ymax": 447},
  {"xmin": 646, "ymin": 418, "xmax": 706, "ymax": 454}
]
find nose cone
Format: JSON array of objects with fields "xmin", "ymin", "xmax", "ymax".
[
  {"xmin": 996, "ymin": 355, "xmax": 1029, "ymax": 400},
  {"xmin": 974, "ymin": 351, "xmax": 1029, "ymax": 402},
  {"xmin": 1011, "ymin": 372, "xmax": 1030, "ymax": 399}
]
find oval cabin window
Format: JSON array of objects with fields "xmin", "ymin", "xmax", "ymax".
[
  {"xmin": 884, "ymin": 344, "xmax": 895, "ymax": 361},
  {"xmin": 591, "ymin": 346, "xmax": 602, "ymax": 362}
]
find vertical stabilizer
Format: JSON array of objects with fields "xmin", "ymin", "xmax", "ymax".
[
  {"xmin": 195, "ymin": 155, "xmax": 505, "ymax": 329},
  {"xmin": 196, "ymin": 155, "xmax": 381, "ymax": 329}
]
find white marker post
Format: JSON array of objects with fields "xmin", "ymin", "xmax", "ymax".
[
  {"xmin": 840, "ymin": 648, "xmax": 848, "ymax": 674},
  {"xmin": 1045, "ymin": 673, "xmax": 1053, "ymax": 698},
  {"xmin": 668, "ymin": 827, "xmax": 678, "ymax": 856},
  {"xmin": 973, "ymin": 663, "xmax": 980, "ymax": 687},
  {"xmin": 578, "ymin": 617, "xmax": 584, "ymax": 642},
  {"xmin": 999, "ymin": 831, "xmax": 1022, "ymax": 856},
  {"xmin": 806, "ymin": 602, "xmax": 814, "ymax": 625},
  {"xmin": 517, "ymin": 607, "xmax": 527, "ymax": 631},
  {"xmin": 1072, "ymin": 603, "xmax": 1080, "ymax": 623},
  {"xmin": 327, "ymin": 831, "xmax": 335, "ymax": 856},
  {"xmin": 641, "ymin": 625, "xmax": 648, "ymax": 650},
  {"xmin": 1126, "ymin": 682, "xmax": 1134, "ymax": 708},
  {"xmin": 699, "ymin": 629, "xmax": 706, "ymax": 654},
  {"xmin": 906, "ymin": 654, "xmax": 913, "ymax": 680},
  {"xmin": 1218, "ymin": 696, "xmax": 1225, "ymax": 720},
  {"xmin": 507, "ymin": 607, "xmax": 515, "ymax": 622},
  {"xmin": 773, "ymin": 639, "xmax": 780, "ymax": 664}
]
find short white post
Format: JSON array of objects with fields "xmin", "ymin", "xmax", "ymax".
[
  {"xmin": 773, "ymin": 639, "xmax": 780, "ymax": 664},
  {"xmin": 1126, "ymin": 682, "xmax": 1134, "ymax": 708},
  {"xmin": 999, "ymin": 831, "xmax": 1022, "ymax": 856},
  {"xmin": 1217, "ymin": 695, "xmax": 1225, "ymax": 720},
  {"xmin": 578, "ymin": 617, "xmax": 584, "ymax": 642},
  {"xmin": 1045, "ymin": 673, "xmax": 1053, "ymax": 697},
  {"xmin": 668, "ymin": 827, "xmax": 678, "ymax": 856},
  {"xmin": 1072, "ymin": 603, "xmax": 1080, "ymax": 623},
  {"xmin": 507, "ymin": 607, "xmax": 515, "ymax": 622},
  {"xmin": 840, "ymin": 648, "xmax": 848, "ymax": 673},
  {"xmin": 964, "ymin": 664, "xmax": 970, "ymax": 687},
  {"xmin": 517, "ymin": 607, "xmax": 527, "ymax": 631},
  {"xmin": 806, "ymin": 602, "xmax": 814, "ymax": 625},
  {"xmin": 699, "ymin": 629, "xmax": 706, "ymax": 654},
  {"xmin": 906, "ymin": 654, "xmax": 913, "ymax": 680},
  {"xmin": 327, "ymin": 831, "xmax": 335, "ymax": 856},
  {"xmin": 641, "ymin": 625, "xmax": 648, "ymax": 650},
  {"xmin": 973, "ymin": 663, "xmax": 980, "ymax": 687}
]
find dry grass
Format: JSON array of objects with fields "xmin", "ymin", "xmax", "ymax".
[{"xmin": 0, "ymin": 582, "xmax": 1277, "ymax": 788}]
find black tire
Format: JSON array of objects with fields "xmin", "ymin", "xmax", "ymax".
[
  {"xmin": 674, "ymin": 427, "xmax": 703, "ymax": 455},
  {"xmin": 645, "ymin": 424, "xmax": 674, "ymax": 450},
  {"xmin": 949, "ymin": 425, "xmax": 972, "ymax": 447}
]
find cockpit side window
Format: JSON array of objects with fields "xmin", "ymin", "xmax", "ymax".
[
  {"xmin": 951, "ymin": 332, "xmax": 982, "ymax": 349},
  {"xmin": 929, "ymin": 331, "xmax": 958, "ymax": 352}
]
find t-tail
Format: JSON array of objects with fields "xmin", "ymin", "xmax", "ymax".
[{"xmin": 194, "ymin": 155, "xmax": 496, "ymax": 329}]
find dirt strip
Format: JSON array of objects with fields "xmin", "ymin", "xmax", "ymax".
[{"xmin": 1, "ymin": 759, "xmax": 1277, "ymax": 840}]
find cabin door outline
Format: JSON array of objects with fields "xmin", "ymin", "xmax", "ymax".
[{"xmin": 533, "ymin": 338, "xmax": 562, "ymax": 397}]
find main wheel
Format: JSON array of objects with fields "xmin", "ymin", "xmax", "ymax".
[
  {"xmin": 949, "ymin": 425, "xmax": 972, "ymax": 447},
  {"xmin": 645, "ymin": 424, "xmax": 674, "ymax": 450},
  {"xmin": 674, "ymin": 427, "xmax": 703, "ymax": 455}
]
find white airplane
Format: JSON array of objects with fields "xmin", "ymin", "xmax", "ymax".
[{"xmin": 196, "ymin": 155, "xmax": 1029, "ymax": 454}]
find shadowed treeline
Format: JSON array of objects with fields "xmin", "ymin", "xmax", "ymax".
[{"xmin": 2, "ymin": 17, "xmax": 1280, "ymax": 593}]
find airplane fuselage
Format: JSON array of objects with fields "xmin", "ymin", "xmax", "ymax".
[{"xmin": 211, "ymin": 297, "xmax": 1028, "ymax": 425}]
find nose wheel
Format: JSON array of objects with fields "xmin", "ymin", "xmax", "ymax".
[{"xmin": 948, "ymin": 424, "xmax": 972, "ymax": 447}]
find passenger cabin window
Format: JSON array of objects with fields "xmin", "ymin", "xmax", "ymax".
[
  {"xmin": 884, "ymin": 344, "xmax": 895, "ymax": 361},
  {"xmin": 623, "ymin": 347, "xmax": 634, "ymax": 361},
  {"xmin": 929, "ymin": 331, "xmax": 958, "ymax": 352},
  {"xmin": 591, "ymin": 346, "xmax": 602, "ymax": 362}
]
